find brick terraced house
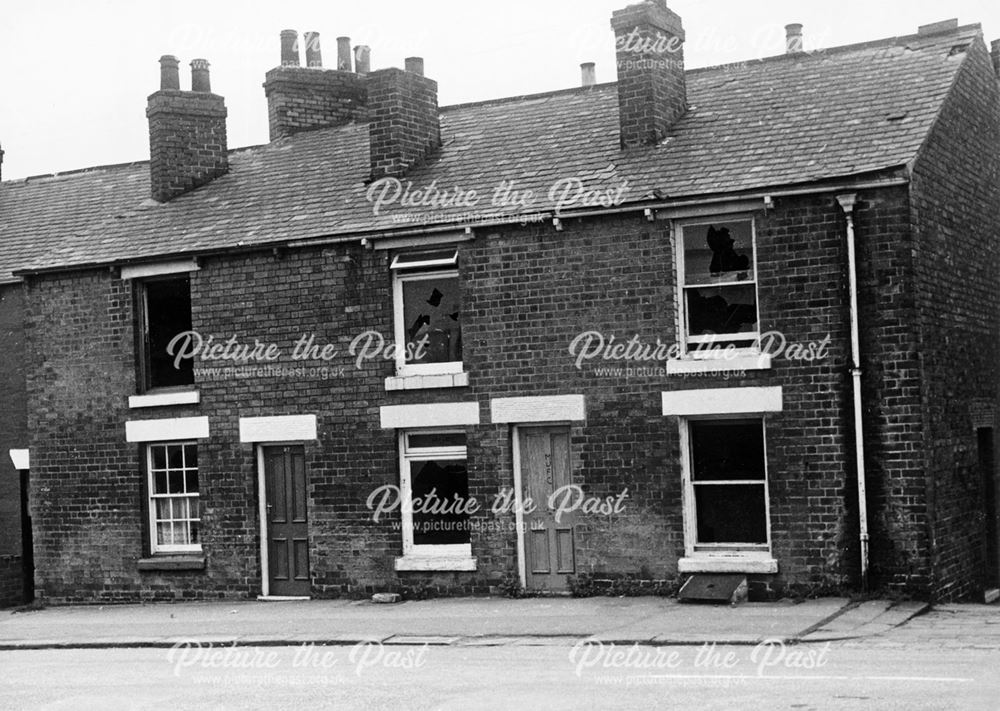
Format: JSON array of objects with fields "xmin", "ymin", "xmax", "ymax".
[{"xmin": 2, "ymin": 1, "xmax": 1000, "ymax": 604}]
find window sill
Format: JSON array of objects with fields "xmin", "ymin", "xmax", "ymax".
[
  {"xmin": 394, "ymin": 555, "xmax": 478, "ymax": 572},
  {"xmin": 385, "ymin": 372, "xmax": 469, "ymax": 391},
  {"xmin": 138, "ymin": 554, "xmax": 206, "ymax": 572},
  {"xmin": 678, "ymin": 556, "xmax": 777, "ymax": 574},
  {"xmin": 667, "ymin": 354, "xmax": 771, "ymax": 375},
  {"xmin": 129, "ymin": 389, "xmax": 200, "ymax": 408}
]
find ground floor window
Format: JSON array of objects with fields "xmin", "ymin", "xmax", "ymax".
[
  {"xmin": 685, "ymin": 418, "xmax": 769, "ymax": 549},
  {"xmin": 147, "ymin": 442, "xmax": 201, "ymax": 553},
  {"xmin": 399, "ymin": 430, "xmax": 471, "ymax": 556}
]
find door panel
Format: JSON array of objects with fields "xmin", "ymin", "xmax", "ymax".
[
  {"xmin": 520, "ymin": 427, "xmax": 575, "ymax": 591},
  {"xmin": 263, "ymin": 446, "xmax": 310, "ymax": 597}
]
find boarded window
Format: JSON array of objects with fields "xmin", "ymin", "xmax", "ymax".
[{"xmin": 688, "ymin": 419, "xmax": 768, "ymax": 546}]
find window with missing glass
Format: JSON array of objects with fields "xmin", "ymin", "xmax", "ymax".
[
  {"xmin": 147, "ymin": 442, "xmax": 201, "ymax": 554},
  {"xmin": 138, "ymin": 276, "xmax": 194, "ymax": 390},
  {"xmin": 685, "ymin": 419, "xmax": 769, "ymax": 548},
  {"xmin": 390, "ymin": 248, "xmax": 462, "ymax": 375},
  {"xmin": 398, "ymin": 430, "xmax": 471, "ymax": 557},
  {"xmin": 679, "ymin": 219, "xmax": 758, "ymax": 351}
]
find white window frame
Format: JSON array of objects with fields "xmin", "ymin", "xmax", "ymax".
[
  {"xmin": 675, "ymin": 216, "xmax": 762, "ymax": 359},
  {"xmin": 398, "ymin": 429, "xmax": 471, "ymax": 559},
  {"xmin": 147, "ymin": 441, "xmax": 202, "ymax": 554},
  {"xmin": 679, "ymin": 416, "xmax": 772, "ymax": 559},
  {"xmin": 390, "ymin": 249, "xmax": 463, "ymax": 377}
]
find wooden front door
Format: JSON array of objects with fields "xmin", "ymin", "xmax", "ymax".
[
  {"xmin": 519, "ymin": 427, "xmax": 575, "ymax": 591},
  {"xmin": 263, "ymin": 445, "xmax": 310, "ymax": 597}
]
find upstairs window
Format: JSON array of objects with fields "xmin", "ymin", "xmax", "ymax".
[
  {"xmin": 138, "ymin": 276, "xmax": 193, "ymax": 391},
  {"xmin": 390, "ymin": 248, "xmax": 462, "ymax": 375},
  {"xmin": 679, "ymin": 219, "xmax": 758, "ymax": 352}
]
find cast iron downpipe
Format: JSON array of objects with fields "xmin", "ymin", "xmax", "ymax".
[{"xmin": 837, "ymin": 193, "xmax": 870, "ymax": 593}]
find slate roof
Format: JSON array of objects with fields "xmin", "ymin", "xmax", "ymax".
[{"xmin": 0, "ymin": 23, "xmax": 984, "ymax": 281}]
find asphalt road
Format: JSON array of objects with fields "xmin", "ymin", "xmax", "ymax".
[{"xmin": 0, "ymin": 639, "xmax": 996, "ymax": 711}]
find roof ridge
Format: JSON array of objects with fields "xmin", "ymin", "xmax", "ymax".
[
  {"xmin": 688, "ymin": 22, "xmax": 983, "ymax": 75},
  {"xmin": 1, "ymin": 142, "xmax": 271, "ymax": 186},
  {"xmin": 442, "ymin": 82, "xmax": 616, "ymax": 113}
]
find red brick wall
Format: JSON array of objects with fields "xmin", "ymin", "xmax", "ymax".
[
  {"xmin": 24, "ymin": 186, "xmax": 932, "ymax": 602},
  {"xmin": 147, "ymin": 90, "xmax": 228, "ymax": 202},
  {"xmin": 0, "ymin": 554, "xmax": 24, "ymax": 607},
  {"xmin": 263, "ymin": 66, "xmax": 367, "ymax": 141},
  {"xmin": 0, "ymin": 283, "xmax": 26, "ymax": 604},
  {"xmin": 909, "ymin": 38, "xmax": 1000, "ymax": 601}
]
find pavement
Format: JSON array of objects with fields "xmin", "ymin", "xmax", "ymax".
[{"xmin": 0, "ymin": 596, "xmax": 930, "ymax": 650}]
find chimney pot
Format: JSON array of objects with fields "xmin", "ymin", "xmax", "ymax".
[
  {"xmin": 280, "ymin": 29, "xmax": 300, "ymax": 66},
  {"xmin": 785, "ymin": 23, "xmax": 804, "ymax": 54},
  {"xmin": 304, "ymin": 31, "xmax": 323, "ymax": 67},
  {"xmin": 354, "ymin": 45, "xmax": 371, "ymax": 74},
  {"xmin": 404, "ymin": 56, "xmax": 424, "ymax": 76},
  {"xmin": 190, "ymin": 58, "xmax": 211, "ymax": 92},
  {"xmin": 0, "ymin": 142, "xmax": 5, "ymax": 182},
  {"xmin": 337, "ymin": 36, "xmax": 352, "ymax": 71},
  {"xmin": 159, "ymin": 55, "xmax": 180, "ymax": 90},
  {"xmin": 580, "ymin": 62, "xmax": 596, "ymax": 87}
]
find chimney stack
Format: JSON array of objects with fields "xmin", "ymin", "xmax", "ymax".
[
  {"xmin": 280, "ymin": 30, "xmax": 300, "ymax": 66},
  {"xmin": 263, "ymin": 31, "xmax": 368, "ymax": 140},
  {"xmin": 354, "ymin": 45, "xmax": 371, "ymax": 74},
  {"xmin": 337, "ymin": 37, "xmax": 352, "ymax": 71},
  {"xmin": 304, "ymin": 32, "xmax": 323, "ymax": 67},
  {"xmin": 991, "ymin": 39, "xmax": 1000, "ymax": 77},
  {"xmin": 611, "ymin": 0, "xmax": 687, "ymax": 148},
  {"xmin": 368, "ymin": 59, "xmax": 441, "ymax": 181},
  {"xmin": 580, "ymin": 62, "xmax": 596, "ymax": 87},
  {"xmin": 0, "ymin": 143, "xmax": 5, "ymax": 182},
  {"xmin": 147, "ymin": 55, "xmax": 228, "ymax": 202},
  {"xmin": 785, "ymin": 23, "xmax": 804, "ymax": 54}
]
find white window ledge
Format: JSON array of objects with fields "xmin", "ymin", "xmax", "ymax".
[
  {"xmin": 667, "ymin": 354, "xmax": 771, "ymax": 374},
  {"xmin": 385, "ymin": 372, "xmax": 469, "ymax": 391},
  {"xmin": 394, "ymin": 556, "xmax": 478, "ymax": 572},
  {"xmin": 678, "ymin": 556, "xmax": 778, "ymax": 574},
  {"xmin": 129, "ymin": 390, "xmax": 201, "ymax": 408}
]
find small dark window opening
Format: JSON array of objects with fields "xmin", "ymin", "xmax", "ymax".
[{"xmin": 140, "ymin": 276, "xmax": 194, "ymax": 391}]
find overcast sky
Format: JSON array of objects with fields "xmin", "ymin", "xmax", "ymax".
[{"xmin": 1, "ymin": 0, "xmax": 997, "ymax": 180}]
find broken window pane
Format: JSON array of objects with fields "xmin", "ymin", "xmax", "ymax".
[
  {"xmin": 683, "ymin": 221, "xmax": 754, "ymax": 285},
  {"xmin": 685, "ymin": 285, "xmax": 758, "ymax": 337},
  {"xmin": 144, "ymin": 277, "xmax": 194, "ymax": 389},
  {"xmin": 410, "ymin": 459, "xmax": 471, "ymax": 545},
  {"xmin": 402, "ymin": 274, "xmax": 462, "ymax": 364},
  {"xmin": 407, "ymin": 432, "xmax": 467, "ymax": 449},
  {"xmin": 689, "ymin": 420, "xmax": 768, "ymax": 546}
]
